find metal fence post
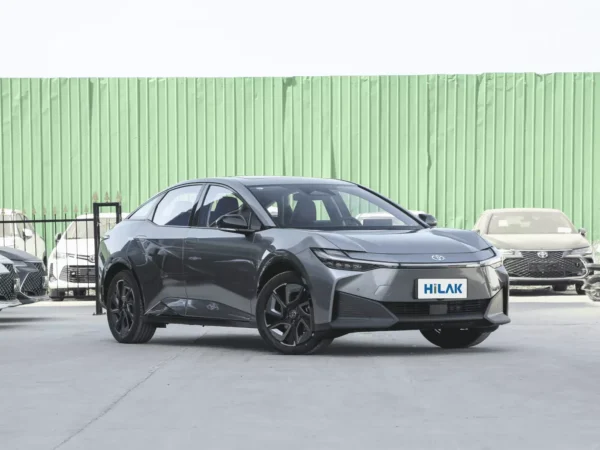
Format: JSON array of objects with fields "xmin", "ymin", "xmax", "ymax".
[{"xmin": 93, "ymin": 203, "xmax": 103, "ymax": 315}]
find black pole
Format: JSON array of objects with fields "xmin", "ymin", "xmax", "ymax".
[{"xmin": 93, "ymin": 203, "xmax": 103, "ymax": 316}]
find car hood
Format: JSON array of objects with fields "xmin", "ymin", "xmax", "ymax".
[
  {"xmin": 316, "ymin": 228, "xmax": 493, "ymax": 262},
  {"xmin": 57, "ymin": 239, "xmax": 95, "ymax": 256},
  {"xmin": 483, "ymin": 233, "xmax": 590, "ymax": 251},
  {"xmin": 0, "ymin": 246, "xmax": 40, "ymax": 262}
]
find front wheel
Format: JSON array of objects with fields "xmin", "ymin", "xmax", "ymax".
[
  {"xmin": 256, "ymin": 271, "xmax": 332, "ymax": 355},
  {"xmin": 585, "ymin": 281, "xmax": 600, "ymax": 302},
  {"xmin": 421, "ymin": 328, "xmax": 491, "ymax": 349},
  {"xmin": 106, "ymin": 271, "xmax": 156, "ymax": 344}
]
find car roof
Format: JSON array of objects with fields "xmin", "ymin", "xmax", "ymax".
[
  {"xmin": 173, "ymin": 176, "xmax": 355, "ymax": 188},
  {"xmin": 482, "ymin": 208, "xmax": 565, "ymax": 215}
]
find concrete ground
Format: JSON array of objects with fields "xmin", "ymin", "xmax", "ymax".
[{"xmin": 1, "ymin": 289, "xmax": 600, "ymax": 450}]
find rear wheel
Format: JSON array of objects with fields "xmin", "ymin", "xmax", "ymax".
[
  {"xmin": 106, "ymin": 270, "xmax": 156, "ymax": 344},
  {"xmin": 421, "ymin": 328, "xmax": 491, "ymax": 349},
  {"xmin": 552, "ymin": 285, "xmax": 568, "ymax": 292},
  {"xmin": 256, "ymin": 271, "xmax": 332, "ymax": 355},
  {"xmin": 49, "ymin": 290, "xmax": 65, "ymax": 301}
]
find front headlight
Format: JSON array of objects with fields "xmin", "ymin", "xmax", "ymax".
[
  {"xmin": 11, "ymin": 261, "xmax": 27, "ymax": 273},
  {"xmin": 481, "ymin": 255, "xmax": 503, "ymax": 269},
  {"xmin": 566, "ymin": 247, "xmax": 593, "ymax": 257},
  {"xmin": 498, "ymin": 249, "xmax": 522, "ymax": 258},
  {"xmin": 312, "ymin": 248, "xmax": 399, "ymax": 271}
]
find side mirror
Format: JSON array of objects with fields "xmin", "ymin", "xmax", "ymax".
[
  {"xmin": 23, "ymin": 229, "xmax": 34, "ymax": 240},
  {"xmin": 219, "ymin": 214, "xmax": 250, "ymax": 232},
  {"xmin": 419, "ymin": 213, "xmax": 437, "ymax": 228},
  {"xmin": 55, "ymin": 232, "xmax": 62, "ymax": 243},
  {"xmin": 579, "ymin": 228, "xmax": 587, "ymax": 236}
]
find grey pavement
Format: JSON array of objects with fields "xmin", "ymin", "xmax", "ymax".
[{"xmin": 2, "ymin": 289, "xmax": 600, "ymax": 450}]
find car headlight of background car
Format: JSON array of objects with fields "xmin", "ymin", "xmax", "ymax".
[
  {"xmin": 565, "ymin": 247, "xmax": 593, "ymax": 257},
  {"xmin": 498, "ymin": 249, "xmax": 523, "ymax": 259}
]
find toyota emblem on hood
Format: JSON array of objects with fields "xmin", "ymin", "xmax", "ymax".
[{"xmin": 431, "ymin": 255, "xmax": 445, "ymax": 261}]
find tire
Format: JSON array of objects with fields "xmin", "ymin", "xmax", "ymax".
[
  {"xmin": 552, "ymin": 285, "xmax": 568, "ymax": 292},
  {"xmin": 106, "ymin": 270, "xmax": 156, "ymax": 344},
  {"xmin": 585, "ymin": 281, "xmax": 600, "ymax": 302},
  {"xmin": 72, "ymin": 289, "xmax": 87, "ymax": 298},
  {"xmin": 420, "ymin": 328, "xmax": 492, "ymax": 349},
  {"xmin": 49, "ymin": 290, "xmax": 65, "ymax": 301},
  {"xmin": 256, "ymin": 271, "xmax": 333, "ymax": 355},
  {"xmin": 576, "ymin": 284, "xmax": 585, "ymax": 296}
]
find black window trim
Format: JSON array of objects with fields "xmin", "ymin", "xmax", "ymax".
[
  {"xmin": 149, "ymin": 183, "xmax": 207, "ymax": 228},
  {"xmin": 191, "ymin": 182, "xmax": 264, "ymax": 230}
]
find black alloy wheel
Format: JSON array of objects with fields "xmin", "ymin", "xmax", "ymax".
[
  {"xmin": 106, "ymin": 271, "xmax": 156, "ymax": 344},
  {"xmin": 420, "ymin": 328, "xmax": 492, "ymax": 349},
  {"xmin": 257, "ymin": 271, "xmax": 332, "ymax": 355}
]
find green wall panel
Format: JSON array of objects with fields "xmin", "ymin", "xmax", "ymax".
[{"xmin": 1, "ymin": 75, "xmax": 599, "ymax": 240}]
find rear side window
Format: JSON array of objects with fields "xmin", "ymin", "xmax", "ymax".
[
  {"xmin": 129, "ymin": 196, "xmax": 162, "ymax": 220},
  {"xmin": 152, "ymin": 185, "xmax": 203, "ymax": 226}
]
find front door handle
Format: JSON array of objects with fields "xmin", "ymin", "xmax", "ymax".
[{"xmin": 188, "ymin": 256, "xmax": 202, "ymax": 261}]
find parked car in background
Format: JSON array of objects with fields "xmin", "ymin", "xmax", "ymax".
[
  {"xmin": 48, "ymin": 213, "xmax": 122, "ymax": 300},
  {"xmin": 474, "ymin": 208, "xmax": 593, "ymax": 294},
  {"xmin": 0, "ymin": 209, "xmax": 46, "ymax": 264},
  {"xmin": 0, "ymin": 247, "xmax": 48, "ymax": 305},
  {"xmin": 0, "ymin": 254, "xmax": 20, "ymax": 309}
]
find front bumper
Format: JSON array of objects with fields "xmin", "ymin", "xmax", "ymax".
[
  {"xmin": 48, "ymin": 257, "xmax": 96, "ymax": 291},
  {"xmin": 304, "ymin": 252, "xmax": 511, "ymax": 333},
  {"xmin": 509, "ymin": 276, "xmax": 586, "ymax": 286}
]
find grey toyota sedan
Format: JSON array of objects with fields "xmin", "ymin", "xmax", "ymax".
[{"xmin": 98, "ymin": 177, "xmax": 510, "ymax": 355}]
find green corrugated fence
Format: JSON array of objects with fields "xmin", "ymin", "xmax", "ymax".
[{"xmin": 1, "ymin": 75, "xmax": 599, "ymax": 239}]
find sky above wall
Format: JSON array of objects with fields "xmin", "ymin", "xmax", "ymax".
[{"xmin": 2, "ymin": 0, "xmax": 599, "ymax": 77}]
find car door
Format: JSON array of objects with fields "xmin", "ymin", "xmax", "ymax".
[
  {"xmin": 184, "ymin": 184, "xmax": 266, "ymax": 321},
  {"xmin": 130, "ymin": 183, "xmax": 204, "ymax": 314}
]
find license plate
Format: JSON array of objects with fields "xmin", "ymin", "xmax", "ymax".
[{"xmin": 417, "ymin": 279, "xmax": 468, "ymax": 299}]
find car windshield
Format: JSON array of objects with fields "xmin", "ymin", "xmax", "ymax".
[
  {"xmin": 487, "ymin": 211, "xmax": 577, "ymax": 234},
  {"xmin": 64, "ymin": 217, "xmax": 118, "ymax": 239},
  {"xmin": 249, "ymin": 184, "xmax": 422, "ymax": 230}
]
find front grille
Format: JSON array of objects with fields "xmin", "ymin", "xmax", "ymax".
[
  {"xmin": 0, "ymin": 264, "xmax": 17, "ymax": 300},
  {"xmin": 504, "ymin": 251, "xmax": 586, "ymax": 278},
  {"xmin": 59, "ymin": 265, "xmax": 96, "ymax": 284},
  {"xmin": 385, "ymin": 299, "xmax": 490, "ymax": 317},
  {"xmin": 20, "ymin": 262, "xmax": 46, "ymax": 296}
]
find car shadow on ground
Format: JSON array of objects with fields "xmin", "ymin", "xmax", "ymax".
[
  {"xmin": 150, "ymin": 333, "xmax": 512, "ymax": 357},
  {"xmin": 0, "ymin": 316, "xmax": 59, "ymax": 327}
]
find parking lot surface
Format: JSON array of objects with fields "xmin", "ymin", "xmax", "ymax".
[{"xmin": 2, "ymin": 289, "xmax": 600, "ymax": 450}]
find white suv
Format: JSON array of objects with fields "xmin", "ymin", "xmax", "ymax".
[{"xmin": 0, "ymin": 209, "xmax": 47, "ymax": 263}]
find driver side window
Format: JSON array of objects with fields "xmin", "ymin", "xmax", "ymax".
[{"xmin": 197, "ymin": 185, "xmax": 245, "ymax": 228}]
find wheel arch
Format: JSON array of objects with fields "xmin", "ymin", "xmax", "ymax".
[
  {"xmin": 257, "ymin": 253, "xmax": 309, "ymax": 294},
  {"xmin": 102, "ymin": 258, "xmax": 145, "ymax": 309}
]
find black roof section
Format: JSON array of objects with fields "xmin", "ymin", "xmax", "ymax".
[{"xmin": 173, "ymin": 176, "xmax": 355, "ymax": 188}]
